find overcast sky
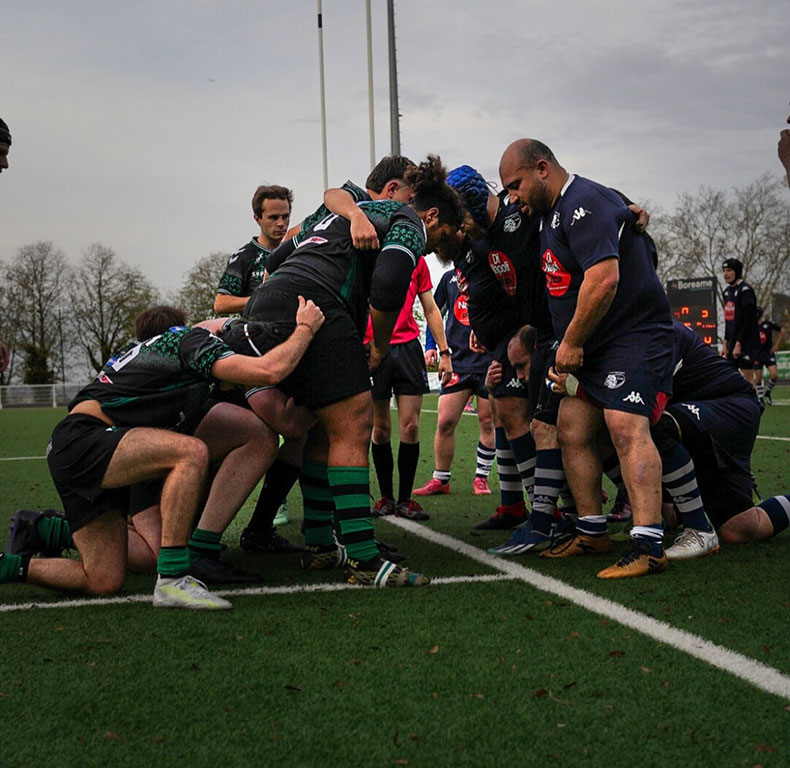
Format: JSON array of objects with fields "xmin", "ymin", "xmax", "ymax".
[{"xmin": 2, "ymin": 0, "xmax": 788, "ymax": 292}]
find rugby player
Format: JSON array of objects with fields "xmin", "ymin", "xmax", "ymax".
[
  {"xmin": 754, "ymin": 306, "xmax": 784, "ymax": 406},
  {"xmin": 721, "ymin": 258, "xmax": 761, "ymax": 390},
  {"xmin": 0, "ymin": 118, "xmax": 10, "ymax": 174},
  {"xmin": 244, "ymin": 155, "xmax": 464, "ymax": 587},
  {"xmin": 0, "ymin": 300, "xmax": 324, "ymax": 608},
  {"xmin": 415, "ymin": 268, "xmax": 495, "ymax": 497},
  {"xmin": 501, "ymin": 138, "xmax": 674, "ymax": 579}
]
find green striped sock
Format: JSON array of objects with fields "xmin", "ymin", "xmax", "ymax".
[
  {"xmin": 37, "ymin": 515, "xmax": 73, "ymax": 551},
  {"xmin": 157, "ymin": 546, "xmax": 191, "ymax": 577},
  {"xmin": 327, "ymin": 466, "xmax": 377, "ymax": 561},
  {"xmin": 188, "ymin": 528, "xmax": 222, "ymax": 563},
  {"xmin": 300, "ymin": 459, "xmax": 335, "ymax": 546}
]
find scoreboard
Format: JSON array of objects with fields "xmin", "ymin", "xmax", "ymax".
[{"xmin": 666, "ymin": 276, "xmax": 718, "ymax": 345}]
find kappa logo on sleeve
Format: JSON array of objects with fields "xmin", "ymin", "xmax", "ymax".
[{"xmin": 571, "ymin": 207, "xmax": 592, "ymax": 224}]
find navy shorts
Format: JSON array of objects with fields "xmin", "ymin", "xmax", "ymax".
[
  {"xmin": 371, "ymin": 338, "xmax": 430, "ymax": 400},
  {"xmin": 491, "ymin": 335, "xmax": 529, "ymax": 401},
  {"xmin": 576, "ymin": 328, "xmax": 673, "ymax": 423},
  {"xmin": 667, "ymin": 392, "xmax": 760, "ymax": 527},
  {"xmin": 47, "ymin": 414, "xmax": 132, "ymax": 532},
  {"xmin": 440, "ymin": 370, "xmax": 489, "ymax": 398},
  {"xmin": 727, "ymin": 348, "xmax": 759, "ymax": 371}
]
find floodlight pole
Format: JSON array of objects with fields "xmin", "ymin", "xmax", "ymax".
[
  {"xmin": 366, "ymin": 0, "xmax": 375, "ymax": 170},
  {"xmin": 387, "ymin": 0, "xmax": 401, "ymax": 155},
  {"xmin": 317, "ymin": 0, "xmax": 329, "ymax": 189}
]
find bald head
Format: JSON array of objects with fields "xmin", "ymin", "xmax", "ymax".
[{"xmin": 499, "ymin": 138, "xmax": 565, "ymax": 218}]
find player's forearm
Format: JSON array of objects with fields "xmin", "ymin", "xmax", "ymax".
[
  {"xmin": 324, "ymin": 188, "xmax": 361, "ymax": 221},
  {"xmin": 424, "ymin": 305, "xmax": 449, "ymax": 352},
  {"xmin": 214, "ymin": 294, "xmax": 249, "ymax": 315},
  {"xmin": 369, "ymin": 306, "xmax": 398, "ymax": 355}
]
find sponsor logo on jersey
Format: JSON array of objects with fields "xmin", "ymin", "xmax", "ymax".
[
  {"xmin": 464, "ymin": 249, "xmax": 474, "ymax": 265},
  {"xmin": 505, "ymin": 377, "xmax": 523, "ymax": 389},
  {"xmin": 488, "ymin": 250, "xmax": 517, "ymax": 296},
  {"xmin": 542, "ymin": 249, "xmax": 571, "ymax": 297},
  {"xmin": 723, "ymin": 300, "xmax": 735, "ymax": 322},
  {"xmin": 551, "ymin": 211, "xmax": 561, "ymax": 229},
  {"xmin": 681, "ymin": 403, "xmax": 701, "ymax": 420},
  {"xmin": 604, "ymin": 371, "xmax": 626, "ymax": 389},
  {"xmin": 455, "ymin": 268, "xmax": 469, "ymax": 294},
  {"xmin": 622, "ymin": 391, "xmax": 645, "ymax": 404},
  {"xmin": 503, "ymin": 213, "xmax": 521, "ymax": 233},
  {"xmin": 571, "ymin": 207, "xmax": 591, "ymax": 224},
  {"xmin": 454, "ymin": 295, "xmax": 470, "ymax": 326},
  {"xmin": 760, "ymin": 331, "xmax": 767, "ymax": 345},
  {"xmin": 296, "ymin": 236, "xmax": 328, "ymax": 248}
]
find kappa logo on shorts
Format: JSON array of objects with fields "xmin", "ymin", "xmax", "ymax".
[
  {"xmin": 505, "ymin": 378, "xmax": 523, "ymax": 389},
  {"xmin": 604, "ymin": 371, "xmax": 626, "ymax": 389},
  {"xmin": 503, "ymin": 213, "xmax": 521, "ymax": 233},
  {"xmin": 622, "ymin": 391, "xmax": 645, "ymax": 404},
  {"xmin": 682, "ymin": 403, "xmax": 701, "ymax": 420}
]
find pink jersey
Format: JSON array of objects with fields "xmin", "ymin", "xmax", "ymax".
[{"xmin": 365, "ymin": 256, "xmax": 432, "ymax": 345}]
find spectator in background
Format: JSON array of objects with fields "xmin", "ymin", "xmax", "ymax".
[{"xmin": 0, "ymin": 118, "xmax": 12, "ymax": 174}]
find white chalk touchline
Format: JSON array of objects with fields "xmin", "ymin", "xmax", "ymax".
[
  {"xmin": 383, "ymin": 516, "xmax": 790, "ymax": 701},
  {"xmin": 0, "ymin": 573, "xmax": 515, "ymax": 613}
]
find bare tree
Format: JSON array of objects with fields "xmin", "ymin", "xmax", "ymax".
[
  {"xmin": 177, "ymin": 252, "xmax": 229, "ymax": 323},
  {"xmin": 650, "ymin": 174, "xmax": 790, "ymax": 307},
  {"xmin": 68, "ymin": 243, "xmax": 159, "ymax": 372},
  {"xmin": 5, "ymin": 241, "xmax": 70, "ymax": 383}
]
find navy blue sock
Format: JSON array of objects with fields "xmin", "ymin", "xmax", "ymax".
[
  {"xmin": 531, "ymin": 448, "xmax": 564, "ymax": 534},
  {"xmin": 661, "ymin": 443, "xmax": 712, "ymax": 532},
  {"xmin": 758, "ymin": 495, "xmax": 790, "ymax": 537},
  {"xmin": 496, "ymin": 427, "xmax": 522, "ymax": 506},
  {"xmin": 508, "ymin": 431, "xmax": 536, "ymax": 505}
]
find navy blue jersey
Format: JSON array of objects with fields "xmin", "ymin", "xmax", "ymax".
[
  {"xmin": 756, "ymin": 318, "xmax": 781, "ymax": 360},
  {"xmin": 70, "ymin": 327, "xmax": 233, "ymax": 431},
  {"xmin": 722, "ymin": 280, "xmax": 760, "ymax": 352},
  {"xmin": 539, "ymin": 175, "xmax": 671, "ymax": 355},
  {"xmin": 431, "ymin": 268, "xmax": 489, "ymax": 373},
  {"xmin": 216, "ymin": 237, "xmax": 271, "ymax": 298},
  {"xmin": 672, "ymin": 321, "xmax": 755, "ymax": 402}
]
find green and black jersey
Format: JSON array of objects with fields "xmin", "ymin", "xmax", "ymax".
[
  {"xmin": 265, "ymin": 200, "xmax": 426, "ymax": 335},
  {"xmin": 216, "ymin": 236, "xmax": 271, "ymax": 298},
  {"xmin": 70, "ymin": 327, "xmax": 233, "ymax": 431},
  {"xmin": 297, "ymin": 179, "xmax": 370, "ymax": 239}
]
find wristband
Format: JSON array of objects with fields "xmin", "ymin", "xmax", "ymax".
[{"xmin": 439, "ymin": 348, "xmax": 452, "ymax": 357}]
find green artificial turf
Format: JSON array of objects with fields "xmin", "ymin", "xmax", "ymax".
[{"xmin": 1, "ymin": 397, "xmax": 789, "ymax": 767}]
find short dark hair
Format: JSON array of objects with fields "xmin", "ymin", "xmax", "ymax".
[
  {"xmin": 515, "ymin": 139, "xmax": 558, "ymax": 169},
  {"xmin": 512, "ymin": 324, "xmax": 537, "ymax": 352},
  {"xmin": 135, "ymin": 305, "xmax": 187, "ymax": 341},
  {"xmin": 252, "ymin": 185, "xmax": 293, "ymax": 218},
  {"xmin": 406, "ymin": 155, "xmax": 465, "ymax": 228},
  {"xmin": 365, "ymin": 155, "xmax": 415, "ymax": 193},
  {"xmin": 0, "ymin": 118, "xmax": 11, "ymax": 146}
]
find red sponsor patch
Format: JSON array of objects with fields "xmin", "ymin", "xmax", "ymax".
[
  {"xmin": 454, "ymin": 294, "xmax": 470, "ymax": 326},
  {"xmin": 446, "ymin": 373, "xmax": 460, "ymax": 386},
  {"xmin": 488, "ymin": 251, "xmax": 517, "ymax": 296},
  {"xmin": 542, "ymin": 249, "xmax": 571, "ymax": 297},
  {"xmin": 723, "ymin": 300, "xmax": 735, "ymax": 322},
  {"xmin": 760, "ymin": 331, "xmax": 767, "ymax": 345}
]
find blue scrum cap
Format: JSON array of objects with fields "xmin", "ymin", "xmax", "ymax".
[{"xmin": 446, "ymin": 165, "xmax": 490, "ymax": 229}]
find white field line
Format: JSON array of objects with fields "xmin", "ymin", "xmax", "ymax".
[
  {"xmin": 383, "ymin": 516, "xmax": 790, "ymax": 701},
  {"xmin": 0, "ymin": 573, "xmax": 515, "ymax": 613}
]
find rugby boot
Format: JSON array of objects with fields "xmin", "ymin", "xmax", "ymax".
[
  {"xmin": 345, "ymin": 556, "xmax": 429, "ymax": 587},
  {"xmin": 153, "ymin": 575, "xmax": 232, "ymax": 610},
  {"xmin": 540, "ymin": 533, "xmax": 612, "ymax": 559},
  {"xmin": 240, "ymin": 526, "xmax": 303, "ymax": 554},
  {"xmin": 597, "ymin": 538, "xmax": 668, "ymax": 579},
  {"xmin": 371, "ymin": 496, "xmax": 396, "ymax": 517},
  {"xmin": 474, "ymin": 501, "xmax": 527, "ymax": 530},
  {"xmin": 472, "ymin": 477, "xmax": 491, "ymax": 495},
  {"xmin": 414, "ymin": 478, "xmax": 450, "ymax": 496},
  {"xmin": 394, "ymin": 499, "xmax": 430, "ymax": 521}
]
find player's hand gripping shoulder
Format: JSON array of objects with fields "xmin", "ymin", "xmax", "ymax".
[
  {"xmin": 350, "ymin": 211, "xmax": 380, "ymax": 250},
  {"xmin": 627, "ymin": 203, "xmax": 650, "ymax": 232},
  {"xmin": 294, "ymin": 296, "xmax": 325, "ymax": 336}
]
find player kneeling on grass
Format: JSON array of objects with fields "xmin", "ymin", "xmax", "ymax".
[{"xmin": 0, "ymin": 299, "xmax": 324, "ymax": 609}]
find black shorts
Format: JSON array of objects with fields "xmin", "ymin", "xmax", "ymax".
[
  {"xmin": 47, "ymin": 414, "xmax": 132, "ymax": 533},
  {"xmin": 727, "ymin": 348, "xmax": 759, "ymax": 371},
  {"xmin": 531, "ymin": 341, "xmax": 563, "ymax": 427},
  {"xmin": 246, "ymin": 282, "xmax": 370, "ymax": 411},
  {"xmin": 440, "ymin": 370, "xmax": 489, "ymax": 398},
  {"xmin": 371, "ymin": 338, "xmax": 429, "ymax": 401},
  {"xmin": 129, "ymin": 479, "xmax": 163, "ymax": 516},
  {"xmin": 490, "ymin": 335, "xmax": 529, "ymax": 401},
  {"xmin": 754, "ymin": 354, "xmax": 777, "ymax": 368},
  {"xmin": 667, "ymin": 392, "xmax": 760, "ymax": 527},
  {"xmin": 576, "ymin": 328, "xmax": 673, "ymax": 422}
]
